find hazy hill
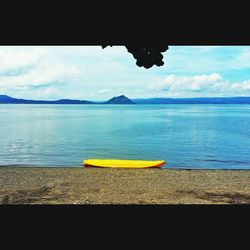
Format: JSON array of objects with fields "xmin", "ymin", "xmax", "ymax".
[{"xmin": 104, "ymin": 95, "xmax": 135, "ymax": 104}]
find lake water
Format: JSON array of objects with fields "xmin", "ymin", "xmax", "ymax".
[{"xmin": 1, "ymin": 104, "xmax": 250, "ymax": 169}]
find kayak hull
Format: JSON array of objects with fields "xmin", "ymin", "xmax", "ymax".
[{"xmin": 83, "ymin": 159, "xmax": 165, "ymax": 169}]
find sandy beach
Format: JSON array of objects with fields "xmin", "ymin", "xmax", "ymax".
[{"xmin": 0, "ymin": 167, "xmax": 250, "ymax": 204}]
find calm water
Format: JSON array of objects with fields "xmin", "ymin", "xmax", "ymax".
[{"xmin": 1, "ymin": 104, "xmax": 250, "ymax": 169}]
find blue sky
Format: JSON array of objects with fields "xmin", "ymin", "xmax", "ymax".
[{"xmin": 1, "ymin": 46, "xmax": 250, "ymax": 100}]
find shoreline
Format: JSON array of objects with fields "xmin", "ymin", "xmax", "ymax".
[
  {"xmin": 1, "ymin": 165, "xmax": 250, "ymax": 170},
  {"xmin": 1, "ymin": 167, "xmax": 250, "ymax": 204}
]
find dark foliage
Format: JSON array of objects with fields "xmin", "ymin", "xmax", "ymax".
[{"xmin": 102, "ymin": 45, "xmax": 169, "ymax": 69}]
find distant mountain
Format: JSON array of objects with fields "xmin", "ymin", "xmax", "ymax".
[
  {"xmin": 104, "ymin": 95, "xmax": 135, "ymax": 104},
  {"xmin": 0, "ymin": 95, "xmax": 93, "ymax": 104},
  {"xmin": 2, "ymin": 94, "xmax": 250, "ymax": 105},
  {"xmin": 132, "ymin": 97, "xmax": 250, "ymax": 104}
]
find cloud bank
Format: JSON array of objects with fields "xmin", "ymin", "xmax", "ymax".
[{"xmin": 150, "ymin": 73, "xmax": 250, "ymax": 97}]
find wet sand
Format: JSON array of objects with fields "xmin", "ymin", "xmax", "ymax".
[{"xmin": 0, "ymin": 167, "xmax": 250, "ymax": 204}]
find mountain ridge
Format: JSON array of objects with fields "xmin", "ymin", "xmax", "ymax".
[
  {"xmin": 0, "ymin": 95, "xmax": 93, "ymax": 104},
  {"xmin": 2, "ymin": 94, "xmax": 250, "ymax": 104},
  {"xmin": 0, "ymin": 94, "xmax": 135, "ymax": 104}
]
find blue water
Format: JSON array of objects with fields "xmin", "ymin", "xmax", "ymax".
[{"xmin": 1, "ymin": 104, "xmax": 250, "ymax": 169}]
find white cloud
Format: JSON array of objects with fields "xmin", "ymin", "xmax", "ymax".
[
  {"xmin": 150, "ymin": 73, "xmax": 250, "ymax": 97},
  {"xmin": 0, "ymin": 47, "xmax": 46, "ymax": 74},
  {"xmin": 0, "ymin": 63, "xmax": 83, "ymax": 90},
  {"xmin": 0, "ymin": 46, "xmax": 86, "ymax": 96},
  {"xmin": 150, "ymin": 73, "xmax": 222, "ymax": 91}
]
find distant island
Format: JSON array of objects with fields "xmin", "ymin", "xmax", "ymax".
[
  {"xmin": 1, "ymin": 94, "xmax": 250, "ymax": 104},
  {"xmin": 104, "ymin": 95, "xmax": 135, "ymax": 104}
]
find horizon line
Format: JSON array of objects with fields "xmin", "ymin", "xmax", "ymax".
[{"xmin": 2, "ymin": 94, "xmax": 250, "ymax": 102}]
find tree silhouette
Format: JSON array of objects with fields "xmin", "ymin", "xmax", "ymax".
[{"xmin": 102, "ymin": 45, "xmax": 169, "ymax": 69}]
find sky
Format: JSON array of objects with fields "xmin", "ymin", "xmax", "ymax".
[{"xmin": 1, "ymin": 46, "xmax": 250, "ymax": 100}]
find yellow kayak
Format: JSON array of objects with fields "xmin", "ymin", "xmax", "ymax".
[{"xmin": 83, "ymin": 159, "xmax": 165, "ymax": 169}]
